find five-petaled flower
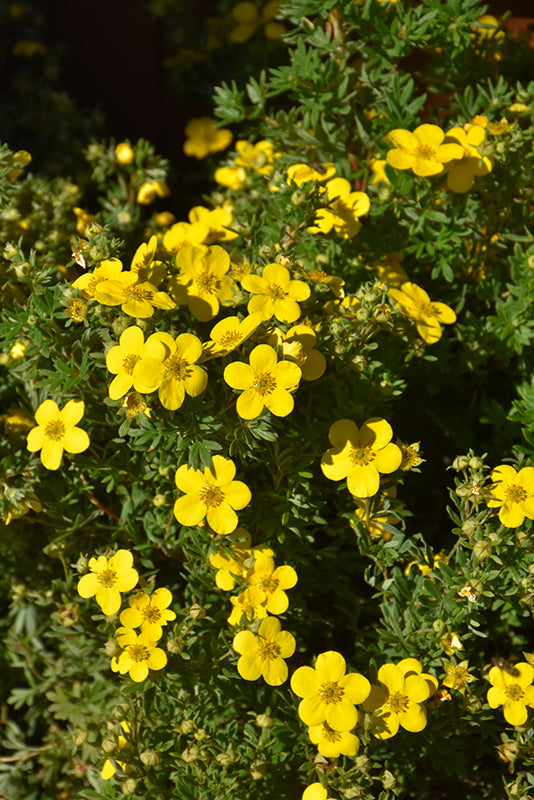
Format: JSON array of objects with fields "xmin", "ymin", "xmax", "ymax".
[
  {"xmin": 170, "ymin": 244, "xmax": 235, "ymax": 321},
  {"xmin": 119, "ymin": 588, "xmax": 176, "ymax": 640},
  {"xmin": 77, "ymin": 550, "xmax": 139, "ymax": 615},
  {"xmin": 443, "ymin": 124, "xmax": 492, "ymax": 193},
  {"xmin": 26, "ymin": 399, "xmax": 90, "ymax": 471},
  {"xmin": 233, "ymin": 616, "xmax": 296, "ymax": 686},
  {"xmin": 111, "ymin": 627, "xmax": 168, "ymax": 682},
  {"xmin": 242, "ymin": 263, "xmax": 310, "ymax": 323},
  {"xmin": 133, "ymin": 332, "xmax": 208, "ymax": 410},
  {"xmin": 291, "ymin": 650, "xmax": 370, "ymax": 731},
  {"xmin": 183, "ymin": 117, "xmax": 232, "ymax": 159},
  {"xmin": 308, "ymin": 178, "xmax": 370, "ymax": 238},
  {"xmin": 321, "ymin": 418, "xmax": 402, "ymax": 498},
  {"xmin": 223, "ymin": 343, "xmax": 302, "ymax": 419},
  {"xmin": 173, "ymin": 455, "xmax": 251, "ymax": 535},
  {"xmin": 105, "ymin": 325, "xmax": 167, "ymax": 400},
  {"xmin": 246, "ymin": 553, "xmax": 298, "ymax": 615},
  {"xmin": 487, "ymin": 662, "xmax": 534, "ymax": 726},
  {"xmin": 100, "ymin": 720, "xmax": 131, "ymax": 780},
  {"xmin": 307, "ymin": 720, "xmax": 360, "ymax": 758},
  {"xmin": 363, "ymin": 658, "xmax": 437, "ymax": 739},
  {"xmin": 386, "ymin": 124, "xmax": 464, "ymax": 177},
  {"xmin": 388, "ymin": 282, "xmax": 456, "ymax": 344},
  {"xmin": 487, "ymin": 464, "xmax": 534, "ymax": 527}
]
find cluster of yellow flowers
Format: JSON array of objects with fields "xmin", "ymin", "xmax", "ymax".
[{"xmin": 76, "ymin": 550, "xmax": 174, "ymax": 682}]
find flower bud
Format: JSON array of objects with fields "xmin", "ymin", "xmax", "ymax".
[
  {"xmin": 381, "ymin": 770, "xmax": 396, "ymax": 790},
  {"xmin": 105, "ymin": 638, "xmax": 120, "ymax": 657},
  {"xmin": 140, "ymin": 749, "xmax": 160, "ymax": 766},
  {"xmin": 101, "ymin": 736, "xmax": 116, "ymax": 754},
  {"xmin": 167, "ymin": 637, "xmax": 185, "ymax": 654},
  {"xmin": 115, "ymin": 143, "xmax": 135, "ymax": 165},
  {"xmin": 121, "ymin": 778, "xmax": 137, "ymax": 794},
  {"xmin": 194, "ymin": 728, "xmax": 207, "ymax": 741},
  {"xmin": 461, "ymin": 519, "xmax": 477, "ymax": 537},
  {"xmin": 354, "ymin": 754, "xmax": 372, "ymax": 773},
  {"xmin": 216, "ymin": 749, "xmax": 235, "ymax": 767},
  {"xmin": 189, "ymin": 603, "xmax": 205, "ymax": 620},
  {"xmin": 72, "ymin": 729, "xmax": 88, "ymax": 747},
  {"xmin": 473, "ymin": 540, "xmax": 492, "ymax": 562},
  {"xmin": 468, "ymin": 456, "xmax": 484, "ymax": 469},
  {"xmin": 181, "ymin": 744, "xmax": 200, "ymax": 762},
  {"xmin": 452, "ymin": 455, "xmax": 470, "ymax": 470},
  {"xmin": 153, "ymin": 494, "xmax": 167, "ymax": 507},
  {"xmin": 250, "ymin": 759, "xmax": 267, "ymax": 780},
  {"xmin": 180, "ymin": 719, "xmax": 195, "ymax": 735},
  {"xmin": 432, "ymin": 619, "xmax": 445, "ymax": 633},
  {"xmin": 255, "ymin": 713, "xmax": 274, "ymax": 729}
]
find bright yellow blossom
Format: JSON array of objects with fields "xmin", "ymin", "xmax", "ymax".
[
  {"xmin": 487, "ymin": 662, "xmax": 534, "ymax": 726},
  {"xmin": 100, "ymin": 721, "xmax": 130, "ymax": 780},
  {"xmin": 286, "ymin": 162, "xmax": 336, "ymax": 187},
  {"xmin": 234, "ymin": 139, "xmax": 277, "ymax": 176},
  {"xmin": 94, "ymin": 270, "xmax": 176, "ymax": 319},
  {"xmin": 228, "ymin": 585, "xmax": 268, "ymax": 625},
  {"xmin": 308, "ymin": 720, "xmax": 360, "ymax": 758},
  {"xmin": 72, "ymin": 258, "xmax": 123, "ymax": 299},
  {"xmin": 443, "ymin": 660, "xmax": 476, "ymax": 694},
  {"xmin": 267, "ymin": 324, "xmax": 326, "ymax": 380},
  {"xmin": 487, "ymin": 465, "xmax": 534, "ymax": 527},
  {"xmin": 112, "ymin": 628, "xmax": 168, "ymax": 682},
  {"xmin": 174, "ymin": 455, "xmax": 251, "ymax": 535},
  {"xmin": 233, "ymin": 616, "xmax": 295, "ymax": 686},
  {"xmin": 188, "ymin": 205, "xmax": 238, "ymax": 242},
  {"xmin": 26, "ymin": 399, "xmax": 90, "ymax": 471},
  {"xmin": 129, "ymin": 235, "xmax": 166, "ymax": 285},
  {"xmin": 291, "ymin": 650, "xmax": 370, "ymax": 731},
  {"xmin": 136, "ymin": 180, "xmax": 169, "ymax": 204},
  {"xmin": 443, "ymin": 125, "xmax": 492, "ymax": 192},
  {"xmin": 119, "ymin": 588, "xmax": 176, "ymax": 640},
  {"xmin": 224, "ymin": 343, "xmax": 302, "ymax": 419},
  {"xmin": 242, "ymin": 263, "xmax": 310, "ymax": 323},
  {"xmin": 387, "ymin": 124, "xmax": 464, "ymax": 177},
  {"xmin": 183, "ymin": 117, "xmax": 232, "ymax": 159},
  {"xmin": 202, "ymin": 312, "xmax": 262, "ymax": 359},
  {"xmin": 309, "ymin": 178, "xmax": 370, "ymax": 238},
  {"xmin": 133, "ymin": 332, "xmax": 207, "ymax": 410},
  {"xmin": 321, "ymin": 418, "xmax": 402, "ymax": 498},
  {"xmin": 302, "ymin": 784, "xmax": 337, "ymax": 800},
  {"xmin": 106, "ymin": 325, "xmax": 167, "ymax": 400},
  {"xmin": 162, "ymin": 220, "xmax": 210, "ymax": 253},
  {"xmin": 388, "ymin": 282, "xmax": 456, "ymax": 344},
  {"xmin": 77, "ymin": 550, "xmax": 139, "ymax": 615},
  {"xmin": 170, "ymin": 244, "xmax": 235, "ymax": 321},
  {"xmin": 115, "ymin": 142, "xmax": 135, "ymax": 165},
  {"xmin": 209, "ymin": 527, "xmax": 253, "ymax": 590},
  {"xmin": 246, "ymin": 553, "xmax": 297, "ymax": 614},
  {"xmin": 214, "ymin": 165, "xmax": 247, "ymax": 190}
]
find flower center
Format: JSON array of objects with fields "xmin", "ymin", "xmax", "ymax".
[
  {"xmin": 45, "ymin": 419, "xmax": 65, "ymax": 441},
  {"xmin": 199, "ymin": 483, "xmax": 225, "ymax": 508},
  {"xmin": 125, "ymin": 285, "xmax": 153, "ymax": 302},
  {"xmin": 196, "ymin": 270, "xmax": 219, "ymax": 294},
  {"xmin": 97, "ymin": 568, "xmax": 117, "ymax": 588},
  {"xmin": 267, "ymin": 283, "xmax": 287, "ymax": 302},
  {"xmin": 259, "ymin": 575, "xmax": 279, "ymax": 593},
  {"xmin": 122, "ymin": 353, "xmax": 141, "ymax": 374},
  {"xmin": 129, "ymin": 643, "xmax": 151, "ymax": 662},
  {"xmin": 253, "ymin": 371, "xmax": 276, "ymax": 396},
  {"xmin": 217, "ymin": 330, "xmax": 242, "ymax": 348},
  {"xmin": 349, "ymin": 445, "xmax": 375, "ymax": 466},
  {"xmin": 387, "ymin": 691, "xmax": 410, "ymax": 714},
  {"xmin": 504, "ymin": 483, "xmax": 527, "ymax": 504},
  {"xmin": 414, "ymin": 144, "xmax": 436, "ymax": 161},
  {"xmin": 319, "ymin": 680, "xmax": 344, "ymax": 705},
  {"xmin": 505, "ymin": 684, "xmax": 524, "ymax": 701},
  {"xmin": 415, "ymin": 300, "xmax": 436, "ymax": 319},
  {"xmin": 165, "ymin": 354, "xmax": 193, "ymax": 381},
  {"xmin": 321, "ymin": 723, "xmax": 341, "ymax": 743},
  {"xmin": 258, "ymin": 639, "xmax": 281, "ymax": 661},
  {"xmin": 143, "ymin": 605, "xmax": 162, "ymax": 623}
]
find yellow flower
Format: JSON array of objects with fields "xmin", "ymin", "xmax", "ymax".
[
  {"xmin": 112, "ymin": 628, "xmax": 168, "ymax": 682},
  {"xmin": 246, "ymin": 553, "xmax": 297, "ymax": 614},
  {"xmin": 188, "ymin": 205, "xmax": 238, "ymax": 242},
  {"xmin": 351, "ymin": 489, "xmax": 400, "ymax": 542},
  {"xmin": 209, "ymin": 527, "xmax": 253, "ymax": 590},
  {"xmin": 223, "ymin": 343, "xmax": 302, "ymax": 419},
  {"xmin": 228, "ymin": 585, "xmax": 268, "ymax": 625},
  {"xmin": 363, "ymin": 658, "xmax": 436, "ymax": 739},
  {"xmin": 77, "ymin": 550, "xmax": 139, "ymax": 615},
  {"xmin": 286, "ymin": 162, "xmax": 336, "ymax": 187},
  {"xmin": 388, "ymin": 282, "xmax": 456, "ymax": 344},
  {"xmin": 72, "ymin": 258, "xmax": 123, "ymax": 299},
  {"xmin": 106, "ymin": 325, "xmax": 167, "ymax": 400},
  {"xmin": 308, "ymin": 720, "xmax": 359, "ymax": 758},
  {"xmin": 133, "ymin": 332, "xmax": 207, "ymax": 410},
  {"xmin": 173, "ymin": 455, "xmax": 251, "ymax": 535},
  {"xmin": 214, "ymin": 165, "xmax": 247, "ymax": 190},
  {"xmin": 170, "ymin": 244, "xmax": 235, "ymax": 321},
  {"xmin": 119, "ymin": 588, "xmax": 176, "ymax": 640},
  {"xmin": 321, "ymin": 418, "xmax": 402, "ymax": 498},
  {"xmin": 101, "ymin": 721, "xmax": 130, "ymax": 780},
  {"xmin": 487, "ymin": 662, "xmax": 534, "ymax": 726},
  {"xmin": 396, "ymin": 438, "xmax": 424, "ymax": 470},
  {"xmin": 115, "ymin": 142, "xmax": 135, "ymax": 165},
  {"xmin": 9, "ymin": 341, "xmax": 26, "ymax": 359},
  {"xmin": 234, "ymin": 139, "xmax": 277, "ymax": 176},
  {"xmin": 137, "ymin": 181, "xmax": 170, "ymax": 205},
  {"xmin": 386, "ymin": 124, "xmax": 464, "ymax": 177},
  {"xmin": 291, "ymin": 650, "xmax": 370, "ymax": 731},
  {"xmin": 233, "ymin": 616, "xmax": 295, "ymax": 686},
  {"xmin": 442, "ymin": 660, "xmax": 476, "ymax": 694},
  {"xmin": 443, "ymin": 125, "xmax": 492, "ymax": 193},
  {"xmin": 26, "ymin": 399, "xmax": 90, "ymax": 471},
  {"xmin": 130, "ymin": 235, "xmax": 166, "ymax": 285},
  {"xmin": 202, "ymin": 312, "xmax": 262, "ymax": 359},
  {"xmin": 487, "ymin": 465, "xmax": 534, "ymax": 527},
  {"xmin": 94, "ymin": 271, "xmax": 176, "ymax": 319},
  {"xmin": 309, "ymin": 178, "xmax": 370, "ymax": 238},
  {"xmin": 183, "ymin": 117, "xmax": 232, "ymax": 159},
  {"xmin": 267, "ymin": 324, "xmax": 326, "ymax": 381},
  {"xmin": 242, "ymin": 263, "xmax": 310, "ymax": 323},
  {"xmin": 4, "ymin": 490, "xmax": 42, "ymax": 525},
  {"xmin": 302, "ymin": 784, "xmax": 337, "ymax": 800},
  {"xmin": 369, "ymin": 158, "xmax": 390, "ymax": 185},
  {"xmin": 440, "ymin": 632, "xmax": 463, "ymax": 656},
  {"xmin": 162, "ymin": 220, "xmax": 210, "ymax": 253}
]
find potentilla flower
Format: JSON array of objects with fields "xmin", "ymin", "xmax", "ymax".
[
  {"xmin": 363, "ymin": 658, "xmax": 437, "ymax": 739},
  {"xmin": 133, "ymin": 332, "xmax": 207, "ymax": 410},
  {"xmin": 242, "ymin": 263, "xmax": 311, "ymax": 323},
  {"xmin": 136, "ymin": 180, "xmax": 169, "ymax": 205},
  {"xmin": 100, "ymin": 720, "xmax": 130, "ymax": 780},
  {"xmin": 234, "ymin": 139, "xmax": 277, "ymax": 176},
  {"xmin": 169, "ymin": 244, "xmax": 235, "ymax": 321},
  {"xmin": 321, "ymin": 418, "xmax": 402, "ymax": 498},
  {"xmin": 188, "ymin": 205, "xmax": 238, "ymax": 243},
  {"xmin": 487, "ymin": 464, "xmax": 534, "ymax": 527},
  {"xmin": 302, "ymin": 783, "xmax": 337, "ymax": 800},
  {"xmin": 115, "ymin": 142, "xmax": 135, "ymax": 164},
  {"xmin": 183, "ymin": 117, "xmax": 232, "ymax": 159},
  {"xmin": 77, "ymin": 549, "xmax": 139, "ymax": 615},
  {"xmin": 202, "ymin": 312, "xmax": 262, "ymax": 359},
  {"xmin": 94, "ymin": 271, "xmax": 176, "ymax": 318},
  {"xmin": 487, "ymin": 662, "xmax": 534, "ymax": 725},
  {"xmin": 129, "ymin": 235, "xmax": 166, "ymax": 285},
  {"xmin": 388, "ymin": 282, "xmax": 456, "ymax": 344},
  {"xmin": 267, "ymin": 325, "xmax": 326, "ymax": 381},
  {"xmin": 209, "ymin": 527, "xmax": 253, "ymax": 590},
  {"xmin": 308, "ymin": 720, "xmax": 360, "ymax": 758},
  {"xmin": 162, "ymin": 220, "xmax": 210, "ymax": 253},
  {"xmin": 233, "ymin": 616, "xmax": 296, "ymax": 686},
  {"xmin": 228, "ymin": 586, "xmax": 269, "ymax": 625},
  {"xmin": 72, "ymin": 258, "xmax": 123, "ymax": 299},
  {"xmin": 246, "ymin": 553, "xmax": 297, "ymax": 614},
  {"xmin": 26, "ymin": 399, "xmax": 90, "ymax": 471},
  {"xmin": 224, "ymin": 344, "xmax": 301, "ymax": 419},
  {"xmin": 308, "ymin": 178, "xmax": 370, "ymax": 238},
  {"xmin": 111, "ymin": 627, "xmax": 168, "ymax": 682},
  {"xmin": 173, "ymin": 455, "xmax": 251, "ymax": 535},
  {"xmin": 386, "ymin": 124, "xmax": 464, "ymax": 177},
  {"xmin": 442, "ymin": 660, "xmax": 476, "ymax": 694},
  {"xmin": 119, "ymin": 588, "xmax": 176, "ymax": 640},
  {"xmin": 214, "ymin": 165, "xmax": 247, "ymax": 190},
  {"xmin": 443, "ymin": 124, "xmax": 492, "ymax": 193},
  {"xmin": 286, "ymin": 162, "xmax": 336, "ymax": 187},
  {"xmin": 396, "ymin": 438, "xmax": 424, "ymax": 470},
  {"xmin": 106, "ymin": 325, "xmax": 168, "ymax": 400},
  {"xmin": 291, "ymin": 650, "xmax": 370, "ymax": 731}
]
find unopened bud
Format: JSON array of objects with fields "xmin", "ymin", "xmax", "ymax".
[
  {"xmin": 355, "ymin": 754, "xmax": 372, "ymax": 773},
  {"xmin": 216, "ymin": 749, "xmax": 235, "ymax": 766},
  {"xmin": 72, "ymin": 729, "xmax": 88, "ymax": 747},
  {"xmin": 140, "ymin": 749, "xmax": 160, "ymax": 767},
  {"xmin": 181, "ymin": 744, "xmax": 200, "ymax": 762},
  {"xmin": 189, "ymin": 603, "xmax": 205, "ymax": 620},
  {"xmin": 468, "ymin": 456, "xmax": 484, "ymax": 470},
  {"xmin": 461, "ymin": 519, "xmax": 477, "ymax": 537},
  {"xmin": 250, "ymin": 759, "xmax": 267, "ymax": 780},
  {"xmin": 105, "ymin": 638, "xmax": 120, "ymax": 657},
  {"xmin": 180, "ymin": 719, "xmax": 195, "ymax": 735},
  {"xmin": 101, "ymin": 736, "xmax": 116, "ymax": 754},
  {"xmin": 167, "ymin": 637, "xmax": 185, "ymax": 654},
  {"xmin": 473, "ymin": 540, "xmax": 492, "ymax": 562},
  {"xmin": 381, "ymin": 770, "xmax": 396, "ymax": 790},
  {"xmin": 121, "ymin": 778, "xmax": 137, "ymax": 794},
  {"xmin": 255, "ymin": 713, "xmax": 274, "ymax": 729}
]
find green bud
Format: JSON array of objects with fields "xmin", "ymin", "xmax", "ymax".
[
  {"xmin": 250, "ymin": 759, "xmax": 267, "ymax": 780},
  {"xmin": 516, "ymin": 530, "xmax": 530, "ymax": 546},
  {"xmin": 473, "ymin": 540, "xmax": 492, "ymax": 562},
  {"xmin": 167, "ymin": 637, "xmax": 185, "ymax": 654},
  {"xmin": 121, "ymin": 778, "xmax": 137, "ymax": 794},
  {"xmin": 255, "ymin": 713, "xmax": 274, "ymax": 728},
  {"xmin": 468, "ymin": 456, "xmax": 484, "ymax": 469},
  {"xmin": 350, "ymin": 355, "xmax": 367, "ymax": 373},
  {"xmin": 453, "ymin": 455, "xmax": 470, "ymax": 470},
  {"xmin": 180, "ymin": 719, "xmax": 195, "ymax": 735},
  {"xmin": 181, "ymin": 744, "xmax": 200, "ymax": 762},
  {"xmin": 105, "ymin": 638, "xmax": 120, "ymax": 657},
  {"xmin": 216, "ymin": 749, "xmax": 235, "ymax": 766},
  {"xmin": 461, "ymin": 519, "xmax": 478, "ymax": 537},
  {"xmin": 381, "ymin": 770, "xmax": 396, "ymax": 790},
  {"xmin": 75, "ymin": 555, "xmax": 88, "ymax": 573},
  {"xmin": 13, "ymin": 263, "xmax": 30, "ymax": 278},
  {"xmin": 354, "ymin": 754, "xmax": 372, "ymax": 773},
  {"xmin": 153, "ymin": 493, "xmax": 167, "ymax": 507},
  {"xmin": 140, "ymin": 749, "xmax": 160, "ymax": 766},
  {"xmin": 101, "ymin": 736, "xmax": 117, "ymax": 754},
  {"xmin": 189, "ymin": 603, "xmax": 205, "ymax": 620},
  {"xmin": 194, "ymin": 728, "xmax": 207, "ymax": 741},
  {"xmin": 355, "ymin": 307, "xmax": 369, "ymax": 322},
  {"xmin": 72, "ymin": 729, "xmax": 88, "ymax": 747},
  {"xmin": 432, "ymin": 619, "xmax": 445, "ymax": 633}
]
